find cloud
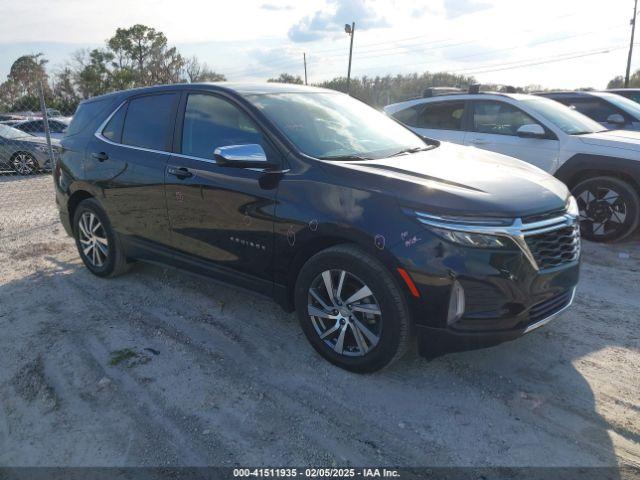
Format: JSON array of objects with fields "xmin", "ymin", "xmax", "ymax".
[
  {"xmin": 288, "ymin": 0, "xmax": 389, "ymax": 43},
  {"xmin": 260, "ymin": 3, "xmax": 294, "ymax": 10},
  {"xmin": 443, "ymin": 0, "xmax": 491, "ymax": 19}
]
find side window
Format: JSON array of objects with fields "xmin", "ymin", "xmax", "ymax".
[
  {"xmin": 102, "ymin": 104, "xmax": 127, "ymax": 143},
  {"xmin": 66, "ymin": 98, "xmax": 110, "ymax": 137},
  {"xmin": 181, "ymin": 94, "xmax": 263, "ymax": 159},
  {"xmin": 566, "ymin": 98, "xmax": 620, "ymax": 122},
  {"xmin": 49, "ymin": 121, "xmax": 67, "ymax": 133},
  {"xmin": 392, "ymin": 105, "xmax": 421, "ymax": 127},
  {"xmin": 121, "ymin": 93, "xmax": 177, "ymax": 150},
  {"xmin": 472, "ymin": 101, "xmax": 540, "ymax": 136},
  {"xmin": 418, "ymin": 101, "xmax": 465, "ymax": 130}
]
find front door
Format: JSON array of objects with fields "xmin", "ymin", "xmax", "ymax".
[
  {"xmin": 165, "ymin": 92, "xmax": 281, "ymax": 282},
  {"xmin": 465, "ymin": 100, "xmax": 560, "ymax": 172}
]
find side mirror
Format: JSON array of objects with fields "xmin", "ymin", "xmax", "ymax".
[
  {"xmin": 516, "ymin": 124, "xmax": 546, "ymax": 138},
  {"xmin": 214, "ymin": 144, "xmax": 271, "ymax": 169},
  {"xmin": 606, "ymin": 113, "xmax": 626, "ymax": 126}
]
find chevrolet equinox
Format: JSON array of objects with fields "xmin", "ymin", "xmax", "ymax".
[{"xmin": 55, "ymin": 83, "xmax": 580, "ymax": 372}]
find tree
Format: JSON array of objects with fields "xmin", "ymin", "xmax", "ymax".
[
  {"xmin": 183, "ymin": 56, "xmax": 226, "ymax": 83},
  {"xmin": 107, "ymin": 24, "xmax": 185, "ymax": 86},
  {"xmin": 73, "ymin": 48, "xmax": 115, "ymax": 98},
  {"xmin": 51, "ymin": 67, "xmax": 80, "ymax": 112},
  {"xmin": 6, "ymin": 53, "xmax": 50, "ymax": 97},
  {"xmin": 268, "ymin": 73, "xmax": 304, "ymax": 84}
]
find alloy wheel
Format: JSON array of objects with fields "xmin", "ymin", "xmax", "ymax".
[
  {"xmin": 307, "ymin": 269, "xmax": 382, "ymax": 357},
  {"xmin": 577, "ymin": 186, "xmax": 627, "ymax": 238},
  {"xmin": 78, "ymin": 212, "xmax": 109, "ymax": 267},
  {"xmin": 11, "ymin": 153, "xmax": 37, "ymax": 175}
]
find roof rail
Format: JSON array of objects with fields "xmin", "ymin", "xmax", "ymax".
[
  {"xmin": 422, "ymin": 87, "xmax": 464, "ymax": 98},
  {"xmin": 468, "ymin": 84, "xmax": 481, "ymax": 94}
]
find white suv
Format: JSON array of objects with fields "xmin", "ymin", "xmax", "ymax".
[{"xmin": 384, "ymin": 92, "xmax": 640, "ymax": 242}]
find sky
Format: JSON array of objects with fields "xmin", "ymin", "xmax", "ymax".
[{"xmin": 0, "ymin": 0, "xmax": 637, "ymax": 89}]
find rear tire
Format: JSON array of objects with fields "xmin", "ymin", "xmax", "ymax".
[
  {"xmin": 73, "ymin": 198, "xmax": 130, "ymax": 277},
  {"xmin": 572, "ymin": 176, "xmax": 640, "ymax": 242},
  {"xmin": 294, "ymin": 244, "xmax": 411, "ymax": 373}
]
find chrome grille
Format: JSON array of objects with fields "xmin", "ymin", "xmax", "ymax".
[{"xmin": 524, "ymin": 224, "xmax": 580, "ymax": 270}]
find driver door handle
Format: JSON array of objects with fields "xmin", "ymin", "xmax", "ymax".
[{"xmin": 167, "ymin": 166, "xmax": 193, "ymax": 179}]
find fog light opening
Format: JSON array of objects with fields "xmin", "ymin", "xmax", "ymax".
[{"xmin": 447, "ymin": 281, "xmax": 465, "ymax": 325}]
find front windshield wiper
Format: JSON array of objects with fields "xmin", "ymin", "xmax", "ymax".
[
  {"xmin": 388, "ymin": 146, "xmax": 434, "ymax": 157},
  {"xmin": 318, "ymin": 154, "xmax": 373, "ymax": 161}
]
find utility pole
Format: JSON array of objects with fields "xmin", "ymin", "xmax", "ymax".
[
  {"xmin": 345, "ymin": 22, "xmax": 355, "ymax": 94},
  {"xmin": 303, "ymin": 52, "xmax": 308, "ymax": 85},
  {"xmin": 626, "ymin": 0, "xmax": 638, "ymax": 87}
]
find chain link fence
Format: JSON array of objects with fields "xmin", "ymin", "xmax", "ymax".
[{"xmin": 0, "ymin": 86, "xmax": 72, "ymax": 249}]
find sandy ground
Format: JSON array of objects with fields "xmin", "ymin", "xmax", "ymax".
[{"xmin": 0, "ymin": 174, "xmax": 638, "ymax": 468}]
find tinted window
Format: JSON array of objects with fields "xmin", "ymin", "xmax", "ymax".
[
  {"xmin": 392, "ymin": 105, "xmax": 421, "ymax": 127},
  {"xmin": 181, "ymin": 94, "xmax": 263, "ymax": 159},
  {"xmin": 48, "ymin": 120, "xmax": 68, "ymax": 133},
  {"xmin": 18, "ymin": 121, "xmax": 41, "ymax": 133},
  {"xmin": 418, "ymin": 101, "xmax": 465, "ymax": 130},
  {"xmin": 66, "ymin": 98, "xmax": 110, "ymax": 137},
  {"xmin": 561, "ymin": 97, "xmax": 619, "ymax": 122},
  {"xmin": 122, "ymin": 94, "xmax": 177, "ymax": 150},
  {"xmin": 102, "ymin": 104, "xmax": 127, "ymax": 142},
  {"xmin": 473, "ymin": 101, "xmax": 540, "ymax": 136}
]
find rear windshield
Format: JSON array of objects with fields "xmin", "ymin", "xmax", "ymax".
[{"xmin": 65, "ymin": 98, "xmax": 110, "ymax": 137}]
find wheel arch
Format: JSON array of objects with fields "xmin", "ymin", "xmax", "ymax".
[
  {"xmin": 281, "ymin": 232, "xmax": 408, "ymax": 312},
  {"xmin": 67, "ymin": 190, "xmax": 95, "ymax": 232},
  {"xmin": 556, "ymin": 154, "xmax": 640, "ymax": 195}
]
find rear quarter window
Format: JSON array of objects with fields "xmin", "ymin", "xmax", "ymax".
[{"xmin": 66, "ymin": 98, "xmax": 111, "ymax": 137}]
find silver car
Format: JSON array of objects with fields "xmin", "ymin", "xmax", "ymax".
[{"xmin": 0, "ymin": 124, "xmax": 61, "ymax": 175}]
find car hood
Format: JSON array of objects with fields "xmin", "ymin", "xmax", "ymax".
[
  {"xmin": 333, "ymin": 142, "xmax": 569, "ymax": 218},
  {"xmin": 578, "ymin": 130, "xmax": 640, "ymax": 153}
]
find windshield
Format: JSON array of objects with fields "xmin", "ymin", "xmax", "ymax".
[
  {"xmin": 0, "ymin": 123, "xmax": 32, "ymax": 139},
  {"xmin": 521, "ymin": 97, "xmax": 605, "ymax": 135},
  {"xmin": 247, "ymin": 92, "xmax": 427, "ymax": 159},
  {"xmin": 596, "ymin": 92, "xmax": 640, "ymax": 120}
]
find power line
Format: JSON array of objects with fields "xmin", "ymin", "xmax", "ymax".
[{"xmin": 224, "ymin": 21, "xmax": 625, "ymax": 79}]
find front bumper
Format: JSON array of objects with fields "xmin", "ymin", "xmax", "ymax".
[{"xmin": 415, "ymin": 287, "xmax": 576, "ymax": 359}]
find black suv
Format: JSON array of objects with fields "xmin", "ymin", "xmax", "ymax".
[{"xmin": 56, "ymin": 83, "xmax": 580, "ymax": 372}]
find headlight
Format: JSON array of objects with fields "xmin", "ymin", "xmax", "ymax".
[
  {"xmin": 429, "ymin": 226, "xmax": 508, "ymax": 248},
  {"xmin": 566, "ymin": 195, "xmax": 579, "ymax": 218}
]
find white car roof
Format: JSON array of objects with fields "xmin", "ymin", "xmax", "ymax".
[{"xmin": 383, "ymin": 92, "xmax": 537, "ymax": 113}]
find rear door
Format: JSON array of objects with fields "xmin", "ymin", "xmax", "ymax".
[
  {"xmin": 464, "ymin": 100, "xmax": 560, "ymax": 172},
  {"xmin": 86, "ymin": 92, "xmax": 178, "ymax": 245},
  {"xmin": 165, "ymin": 91, "xmax": 281, "ymax": 283},
  {"xmin": 397, "ymin": 100, "xmax": 468, "ymax": 144}
]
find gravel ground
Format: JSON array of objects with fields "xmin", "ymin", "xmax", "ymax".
[{"xmin": 0, "ymin": 174, "xmax": 638, "ymax": 468}]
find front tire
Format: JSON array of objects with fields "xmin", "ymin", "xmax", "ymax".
[
  {"xmin": 294, "ymin": 244, "xmax": 411, "ymax": 373},
  {"xmin": 73, "ymin": 198, "xmax": 130, "ymax": 277},
  {"xmin": 572, "ymin": 176, "xmax": 640, "ymax": 242}
]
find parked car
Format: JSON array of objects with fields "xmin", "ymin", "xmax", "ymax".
[
  {"xmin": 536, "ymin": 90, "xmax": 640, "ymax": 131},
  {"xmin": 0, "ymin": 124, "xmax": 60, "ymax": 174},
  {"xmin": 56, "ymin": 83, "xmax": 580, "ymax": 372},
  {"xmin": 607, "ymin": 88, "xmax": 640, "ymax": 104},
  {"xmin": 13, "ymin": 118, "xmax": 70, "ymax": 140},
  {"xmin": 385, "ymin": 91, "xmax": 640, "ymax": 242}
]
